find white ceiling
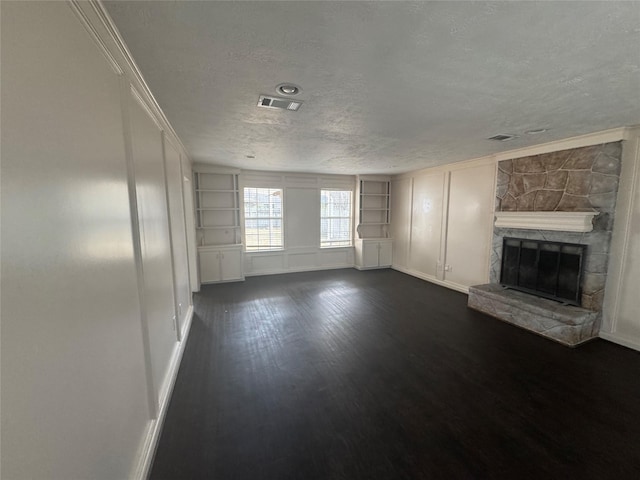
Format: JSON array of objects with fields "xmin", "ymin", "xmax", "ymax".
[{"xmin": 103, "ymin": 1, "xmax": 640, "ymax": 175}]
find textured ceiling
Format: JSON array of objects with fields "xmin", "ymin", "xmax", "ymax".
[{"xmin": 103, "ymin": 1, "xmax": 640, "ymax": 174}]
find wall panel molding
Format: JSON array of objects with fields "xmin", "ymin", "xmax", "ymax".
[
  {"xmin": 133, "ymin": 307, "xmax": 194, "ymax": 480},
  {"xmin": 67, "ymin": 0, "xmax": 122, "ymax": 74},
  {"xmin": 67, "ymin": 0, "xmax": 190, "ymax": 161}
]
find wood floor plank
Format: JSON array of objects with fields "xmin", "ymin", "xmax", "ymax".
[{"xmin": 150, "ymin": 269, "xmax": 640, "ymax": 479}]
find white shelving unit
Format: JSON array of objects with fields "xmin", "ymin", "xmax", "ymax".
[
  {"xmin": 356, "ymin": 176, "xmax": 391, "ymax": 239},
  {"xmin": 194, "ymin": 168, "xmax": 244, "ymax": 283},
  {"xmin": 194, "ymin": 172, "xmax": 241, "ymax": 246},
  {"xmin": 355, "ymin": 176, "xmax": 392, "ymax": 269}
]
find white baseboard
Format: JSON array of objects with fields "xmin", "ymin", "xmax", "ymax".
[
  {"xmin": 391, "ymin": 264, "xmax": 470, "ymax": 294},
  {"xmin": 599, "ymin": 331, "xmax": 640, "ymax": 352},
  {"xmin": 353, "ymin": 265, "xmax": 391, "ymax": 271},
  {"xmin": 133, "ymin": 304, "xmax": 194, "ymax": 480},
  {"xmin": 244, "ymin": 263, "xmax": 353, "ymax": 277}
]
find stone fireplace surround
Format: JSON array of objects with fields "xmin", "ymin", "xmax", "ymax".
[{"xmin": 468, "ymin": 142, "xmax": 622, "ymax": 346}]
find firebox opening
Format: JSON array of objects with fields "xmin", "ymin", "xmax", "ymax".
[{"xmin": 500, "ymin": 237, "xmax": 587, "ymax": 306}]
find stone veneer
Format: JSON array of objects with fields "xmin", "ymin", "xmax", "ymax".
[
  {"xmin": 468, "ymin": 284, "xmax": 599, "ymax": 346},
  {"xmin": 469, "ymin": 142, "xmax": 623, "ymax": 346},
  {"xmin": 491, "ymin": 142, "xmax": 622, "ymax": 312}
]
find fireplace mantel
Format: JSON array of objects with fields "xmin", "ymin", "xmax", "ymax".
[{"xmin": 494, "ymin": 211, "xmax": 599, "ymax": 233}]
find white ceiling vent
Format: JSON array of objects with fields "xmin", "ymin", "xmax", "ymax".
[
  {"xmin": 488, "ymin": 133, "xmax": 518, "ymax": 141},
  {"xmin": 257, "ymin": 95, "xmax": 302, "ymax": 111}
]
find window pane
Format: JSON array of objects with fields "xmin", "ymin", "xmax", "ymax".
[
  {"xmin": 320, "ymin": 189, "xmax": 352, "ymax": 247},
  {"xmin": 244, "ymin": 187, "xmax": 283, "ymax": 251}
]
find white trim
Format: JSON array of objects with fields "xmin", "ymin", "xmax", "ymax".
[
  {"xmin": 602, "ymin": 128, "xmax": 640, "ymax": 333},
  {"xmin": 67, "ymin": 1, "xmax": 123, "ymax": 75},
  {"xmin": 133, "ymin": 305, "xmax": 194, "ymax": 480},
  {"xmin": 88, "ymin": 0, "xmax": 191, "ymax": 159},
  {"xmin": 193, "ymin": 163, "xmax": 242, "ymax": 175},
  {"xmin": 439, "ymin": 171, "xmax": 451, "ymax": 282},
  {"xmin": 245, "ymin": 264, "xmax": 353, "ymax": 277},
  {"xmin": 494, "ymin": 211, "xmax": 599, "ymax": 232},
  {"xmin": 130, "ymin": 86, "xmax": 164, "ymax": 132},
  {"xmin": 358, "ymin": 174, "xmax": 392, "ymax": 182},
  {"xmin": 394, "ymin": 126, "xmax": 634, "ymax": 180},
  {"xmin": 118, "ymin": 75, "xmax": 158, "ymax": 419},
  {"xmin": 493, "ymin": 126, "xmax": 629, "ymax": 162},
  {"xmin": 599, "ymin": 331, "xmax": 640, "ymax": 352},
  {"xmin": 392, "ymin": 265, "xmax": 469, "ymax": 294},
  {"xmin": 160, "ymin": 131, "xmax": 182, "ymax": 342},
  {"xmin": 395, "ymin": 154, "xmax": 496, "ymax": 179}
]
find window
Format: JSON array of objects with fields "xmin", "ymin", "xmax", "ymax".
[
  {"xmin": 244, "ymin": 187, "xmax": 283, "ymax": 251},
  {"xmin": 321, "ymin": 190, "xmax": 352, "ymax": 247}
]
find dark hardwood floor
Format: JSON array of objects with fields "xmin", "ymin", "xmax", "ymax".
[{"xmin": 150, "ymin": 269, "xmax": 640, "ymax": 480}]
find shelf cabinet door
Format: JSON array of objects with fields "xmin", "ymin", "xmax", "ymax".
[
  {"xmin": 362, "ymin": 241, "xmax": 380, "ymax": 268},
  {"xmin": 199, "ymin": 250, "xmax": 222, "ymax": 283},
  {"xmin": 378, "ymin": 241, "xmax": 393, "ymax": 267},
  {"xmin": 356, "ymin": 239, "xmax": 393, "ymax": 269},
  {"xmin": 220, "ymin": 248, "xmax": 243, "ymax": 281}
]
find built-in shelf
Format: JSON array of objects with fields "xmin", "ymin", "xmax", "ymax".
[
  {"xmin": 356, "ymin": 176, "xmax": 391, "ymax": 239},
  {"xmin": 494, "ymin": 211, "xmax": 599, "ymax": 233},
  {"xmin": 194, "ymin": 171, "xmax": 242, "ymax": 246}
]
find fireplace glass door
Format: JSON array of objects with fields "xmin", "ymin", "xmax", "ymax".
[{"xmin": 500, "ymin": 237, "xmax": 586, "ymax": 306}]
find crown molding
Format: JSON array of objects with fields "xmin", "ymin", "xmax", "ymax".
[
  {"xmin": 68, "ymin": 1, "xmax": 123, "ymax": 75},
  {"xmin": 130, "ymin": 85, "xmax": 164, "ymax": 132},
  {"xmin": 67, "ymin": 0, "xmax": 191, "ymax": 164},
  {"xmin": 493, "ymin": 126, "xmax": 631, "ymax": 162},
  {"xmin": 395, "ymin": 126, "xmax": 636, "ymax": 180}
]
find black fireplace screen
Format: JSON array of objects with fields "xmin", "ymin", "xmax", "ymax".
[{"xmin": 500, "ymin": 237, "xmax": 587, "ymax": 306}]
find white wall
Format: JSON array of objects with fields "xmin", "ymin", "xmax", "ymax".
[
  {"xmin": 389, "ymin": 176, "xmax": 412, "ymax": 268},
  {"xmin": 164, "ymin": 137, "xmax": 192, "ymax": 336},
  {"xmin": 128, "ymin": 92, "xmax": 179, "ymax": 409},
  {"xmin": 181, "ymin": 158, "xmax": 200, "ymax": 292},
  {"xmin": 409, "ymin": 172, "xmax": 447, "ymax": 278},
  {"xmin": 1, "ymin": 2, "xmax": 194, "ymax": 478},
  {"xmin": 391, "ymin": 159, "xmax": 496, "ymax": 292},
  {"xmin": 602, "ymin": 128, "xmax": 640, "ymax": 351},
  {"xmin": 445, "ymin": 164, "xmax": 497, "ymax": 289},
  {"xmin": 240, "ymin": 171, "xmax": 355, "ymax": 275}
]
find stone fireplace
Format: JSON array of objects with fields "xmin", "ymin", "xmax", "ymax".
[{"xmin": 468, "ymin": 142, "xmax": 622, "ymax": 346}]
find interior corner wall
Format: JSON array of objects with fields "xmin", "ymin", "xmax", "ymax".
[
  {"xmin": 601, "ymin": 128, "xmax": 640, "ymax": 351},
  {"xmin": 1, "ymin": 2, "xmax": 193, "ymax": 478},
  {"xmin": 391, "ymin": 160, "xmax": 497, "ymax": 293}
]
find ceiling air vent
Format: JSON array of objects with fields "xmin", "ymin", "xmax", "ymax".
[
  {"xmin": 488, "ymin": 133, "xmax": 518, "ymax": 141},
  {"xmin": 257, "ymin": 95, "xmax": 302, "ymax": 111}
]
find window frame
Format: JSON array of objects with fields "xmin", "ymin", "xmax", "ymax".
[
  {"xmin": 243, "ymin": 187, "xmax": 284, "ymax": 252},
  {"xmin": 320, "ymin": 189, "xmax": 353, "ymax": 248}
]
